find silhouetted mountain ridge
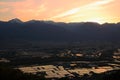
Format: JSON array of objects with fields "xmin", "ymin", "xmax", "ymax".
[{"xmin": 0, "ymin": 19, "xmax": 120, "ymax": 48}]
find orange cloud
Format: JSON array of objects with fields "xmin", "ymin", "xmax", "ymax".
[{"xmin": 0, "ymin": 0, "xmax": 119, "ymax": 23}]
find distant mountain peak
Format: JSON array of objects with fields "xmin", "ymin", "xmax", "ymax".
[{"xmin": 8, "ymin": 18, "xmax": 23, "ymax": 23}]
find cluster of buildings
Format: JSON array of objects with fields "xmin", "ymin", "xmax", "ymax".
[
  {"xmin": 19, "ymin": 65, "xmax": 73, "ymax": 78},
  {"xmin": 57, "ymin": 49, "xmax": 102, "ymax": 59},
  {"xmin": 57, "ymin": 48, "xmax": 120, "ymax": 60},
  {"xmin": 18, "ymin": 65, "xmax": 116, "ymax": 79}
]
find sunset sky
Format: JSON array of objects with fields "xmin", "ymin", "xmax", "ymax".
[{"xmin": 0, "ymin": 0, "xmax": 120, "ymax": 24}]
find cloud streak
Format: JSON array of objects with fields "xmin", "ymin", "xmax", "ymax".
[{"xmin": 50, "ymin": 0, "xmax": 114, "ymax": 20}]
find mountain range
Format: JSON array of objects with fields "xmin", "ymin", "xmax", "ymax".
[{"xmin": 0, "ymin": 18, "xmax": 120, "ymax": 48}]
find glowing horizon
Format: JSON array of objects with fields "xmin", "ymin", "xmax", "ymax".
[{"xmin": 0, "ymin": 0, "xmax": 120, "ymax": 24}]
